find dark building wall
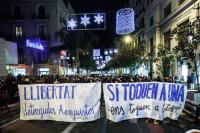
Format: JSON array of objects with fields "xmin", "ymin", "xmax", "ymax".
[{"xmin": 0, "ymin": 0, "xmax": 69, "ymax": 66}]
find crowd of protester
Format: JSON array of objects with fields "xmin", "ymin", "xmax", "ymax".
[
  {"xmin": 0, "ymin": 73, "xmax": 194, "ymax": 125},
  {"xmin": 0, "ymin": 73, "xmax": 187, "ymax": 101},
  {"xmin": 0, "ymin": 73, "xmax": 187, "ymax": 85}
]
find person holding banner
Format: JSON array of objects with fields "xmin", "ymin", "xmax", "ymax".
[
  {"xmin": 187, "ymin": 74, "xmax": 195, "ymax": 90},
  {"xmin": 103, "ymin": 82, "xmax": 187, "ymax": 123}
]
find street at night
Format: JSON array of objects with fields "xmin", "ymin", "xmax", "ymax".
[
  {"xmin": 0, "ymin": 0, "xmax": 200, "ymax": 133},
  {"xmin": 1, "ymin": 106, "xmax": 200, "ymax": 133}
]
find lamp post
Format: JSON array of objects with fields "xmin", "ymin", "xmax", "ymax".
[
  {"xmin": 123, "ymin": 35, "xmax": 132, "ymax": 44},
  {"xmin": 121, "ymin": 35, "xmax": 136, "ymax": 75}
]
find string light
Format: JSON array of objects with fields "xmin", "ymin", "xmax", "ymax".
[
  {"xmin": 116, "ymin": 8, "xmax": 135, "ymax": 35},
  {"xmin": 67, "ymin": 13, "xmax": 106, "ymax": 30}
]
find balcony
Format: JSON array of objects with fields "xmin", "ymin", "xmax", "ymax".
[{"xmin": 31, "ymin": 13, "xmax": 50, "ymax": 20}]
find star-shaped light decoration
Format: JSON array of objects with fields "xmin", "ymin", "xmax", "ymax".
[
  {"xmin": 67, "ymin": 19, "xmax": 77, "ymax": 29},
  {"xmin": 94, "ymin": 14, "xmax": 104, "ymax": 24},
  {"xmin": 80, "ymin": 14, "xmax": 90, "ymax": 27}
]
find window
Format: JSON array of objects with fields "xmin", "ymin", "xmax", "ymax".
[
  {"xmin": 18, "ymin": 47, "xmax": 24, "ymax": 62},
  {"xmin": 178, "ymin": 20, "xmax": 190, "ymax": 45},
  {"xmin": 15, "ymin": 26, "xmax": 22, "ymax": 37},
  {"xmin": 38, "ymin": 25, "xmax": 46, "ymax": 39},
  {"xmin": 164, "ymin": 3, "xmax": 171, "ymax": 18},
  {"xmin": 178, "ymin": 20, "xmax": 189, "ymax": 31},
  {"xmin": 150, "ymin": 16, "xmax": 153, "ymax": 26},
  {"xmin": 38, "ymin": 5, "xmax": 45, "ymax": 19},
  {"xmin": 135, "ymin": 1, "xmax": 138, "ymax": 6},
  {"xmin": 164, "ymin": 31, "xmax": 171, "ymax": 51},
  {"xmin": 179, "ymin": 0, "xmax": 186, "ymax": 5},
  {"xmin": 138, "ymin": 17, "xmax": 145, "ymax": 29},
  {"xmin": 138, "ymin": 36, "xmax": 141, "ymax": 43},
  {"xmin": 13, "ymin": 6, "xmax": 21, "ymax": 19},
  {"xmin": 150, "ymin": 38, "xmax": 154, "ymax": 53}
]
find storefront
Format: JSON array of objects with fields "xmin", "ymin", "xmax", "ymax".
[
  {"xmin": 38, "ymin": 68, "xmax": 50, "ymax": 76},
  {"xmin": 181, "ymin": 64, "xmax": 188, "ymax": 82},
  {"xmin": 59, "ymin": 66, "xmax": 76, "ymax": 75},
  {"xmin": 137, "ymin": 64, "xmax": 148, "ymax": 76},
  {"xmin": 14, "ymin": 68, "xmax": 26, "ymax": 76},
  {"xmin": 178, "ymin": 62, "xmax": 188, "ymax": 82},
  {"xmin": 7, "ymin": 65, "xmax": 31, "ymax": 76}
]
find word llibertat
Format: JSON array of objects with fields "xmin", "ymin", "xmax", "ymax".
[{"xmin": 23, "ymin": 85, "xmax": 76, "ymax": 100}]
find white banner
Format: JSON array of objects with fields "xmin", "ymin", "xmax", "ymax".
[
  {"xmin": 103, "ymin": 82, "xmax": 187, "ymax": 122},
  {"xmin": 18, "ymin": 83, "xmax": 101, "ymax": 122}
]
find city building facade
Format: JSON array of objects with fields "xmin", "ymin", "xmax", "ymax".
[
  {"xmin": 130, "ymin": 0, "xmax": 199, "ymax": 81},
  {"xmin": 0, "ymin": 0, "xmax": 74, "ymax": 76},
  {"xmin": 0, "ymin": 37, "xmax": 18, "ymax": 76}
]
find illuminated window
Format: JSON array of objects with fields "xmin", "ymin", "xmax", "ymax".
[
  {"xmin": 15, "ymin": 26, "xmax": 22, "ymax": 37},
  {"xmin": 38, "ymin": 25, "xmax": 46, "ymax": 39},
  {"xmin": 181, "ymin": 64, "xmax": 188, "ymax": 81}
]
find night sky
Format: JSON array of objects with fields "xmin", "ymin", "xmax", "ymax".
[{"xmin": 68, "ymin": 0, "xmax": 129, "ymax": 49}]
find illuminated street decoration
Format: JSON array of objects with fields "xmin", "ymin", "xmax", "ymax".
[
  {"xmin": 116, "ymin": 8, "xmax": 135, "ymax": 35},
  {"xmin": 26, "ymin": 39, "xmax": 44, "ymax": 50},
  {"xmin": 60, "ymin": 50, "xmax": 70, "ymax": 60},
  {"xmin": 94, "ymin": 14, "xmax": 104, "ymax": 24},
  {"xmin": 124, "ymin": 35, "xmax": 132, "ymax": 44},
  {"xmin": 67, "ymin": 13, "xmax": 106, "ymax": 30},
  {"xmin": 114, "ymin": 49, "xmax": 118, "ymax": 53},
  {"xmin": 104, "ymin": 50, "xmax": 108, "ymax": 55},
  {"xmin": 93, "ymin": 49, "xmax": 100, "ymax": 57},
  {"xmin": 60, "ymin": 50, "xmax": 67, "ymax": 56},
  {"xmin": 80, "ymin": 14, "xmax": 90, "ymax": 27},
  {"xmin": 67, "ymin": 19, "xmax": 77, "ymax": 29}
]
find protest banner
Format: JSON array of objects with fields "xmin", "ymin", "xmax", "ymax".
[
  {"xmin": 18, "ymin": 83, "xmax": 101, "ymax": 122},
  {"xmin": 103, "ymin": 82, "xmax": 187, "ymax": 122}
]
